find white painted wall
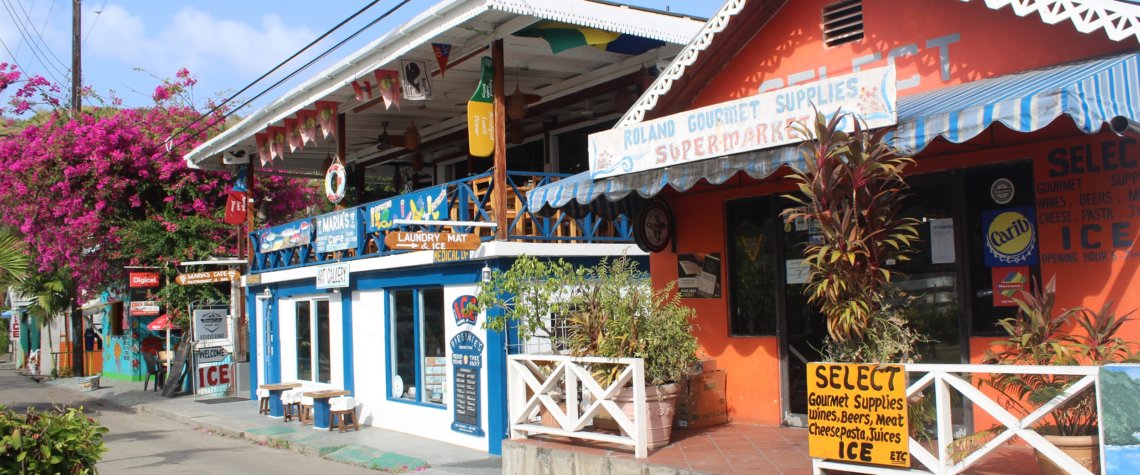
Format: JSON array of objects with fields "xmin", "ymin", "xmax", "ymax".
[{"xmin": 351, "ymin": 284, "xmax": 491, "ymax": 452}]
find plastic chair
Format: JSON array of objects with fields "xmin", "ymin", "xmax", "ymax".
[{"xmin": 142, "ymin": 352, "xmax": 166, "ymax": 392}]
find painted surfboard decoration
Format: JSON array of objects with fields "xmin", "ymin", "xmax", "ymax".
[{"xmin": 467, "ymin": 57, "xmax": 495, "ymax": 158}]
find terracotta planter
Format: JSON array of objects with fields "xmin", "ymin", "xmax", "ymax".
[
  {"xmin": 1035, "ymin": 434, "xmax": 1099, "ymax": 475},
  {"xmin": 613, "ymin": 383, "xmax": 682, "ymax": 449}
]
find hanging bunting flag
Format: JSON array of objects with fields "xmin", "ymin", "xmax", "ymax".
[
  {"xmin": 431, "ymin": 43, "xmax": 451, "ymax": 77},
  {"xmin": 400, "ymin": 60, "xmax": 432, "ymax": 101},
  {"xmin": 351, "ymin": 80, "xmax": 375, "ymax": 101},
  {"xmin": 268, "ymin": 126, "xmax": 287, "ymax": 160},
  {"xmin": 374, "ymin": 70, "xmax": 401, "ymax": 111},
  {"xmin": 255, "ymin": 133, "xmax": 270, "ymax": 165},
  {"xmin": 467, "ymin": 56, "xmax": 494, "ymax": 158},
  {"xmin": 316, "ymin": 101, "xmax": 338, "ymax": 139},
  {"xmin": 298, "ymin": 109, "xmax": 319, "ymax": 145},
  {"xmin": 514, "ymin": 21, "xmax": 665, "ymax": 55},
  {"xmin": 284, "ymin": 118, "xmax": 303, "ymax": 153}
]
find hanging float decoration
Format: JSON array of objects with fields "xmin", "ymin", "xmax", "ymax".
[{"xmin": 467, "ymin": 57, "xmax": 495, "ymax": 158}]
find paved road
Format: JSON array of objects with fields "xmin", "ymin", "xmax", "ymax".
[{"xmin": 0, "ymin": 369, "xmax": 375, "ymax": 474}]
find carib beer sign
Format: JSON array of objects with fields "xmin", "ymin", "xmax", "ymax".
[{"xmin": 983, "ymin": 206, "xmax": 1039, "ymax": 267}]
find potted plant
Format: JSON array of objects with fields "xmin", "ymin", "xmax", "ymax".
[
  {"xmin": 476, "ymin": 255, "xmax": 699, "ymax": 448},
  {"xmin": 976, "ymin": 276, "xmax": 1137, "ymax": 475}
]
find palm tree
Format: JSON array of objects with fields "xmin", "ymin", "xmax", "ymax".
[
  {"xmin": 16, "ymin": 267, "xmax": 75, "ymax": 372},
  {"xmin": 0, "ymin": 228, "xmax": 27, "ymax": 357}
]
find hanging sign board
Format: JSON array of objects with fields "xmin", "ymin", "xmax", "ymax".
[
  {"xmin": 385, "ymin": 232, "xmax": 481, "ymax": 251},
  {"xmin": 176, "ymin": 269, "xmax": 240, "ymax": 286},
  {"xmin": 129, "ymin": 301, "xmax": 160, "ymax": 317},
  {"xmin": 196, "ymin": 363, "xmax": 233, "ymax": 389},
  {"xmin": 589, "ymin": 66, "xmax": 897, "ymax": 179},
  {"xmin": 315, "ymin": 263, "xmax": 350, "ymax": 289},
  {"xmin": 196, "ymin": 346, "xmax": 229, "ymax": 364},
  {"xmin": 193, "ymin": 309, "xmax": 228, "ymax": 341},
  {"xmin": 807, "ymin": 363, "xmax": 909, "ymax": 467},
  {"xmin": 467, "ymin": 57, "xmax": 495, "ymax": 157},
  {"xmin": 315, "ymin": 208, "xmax": 359, "ymax": 253},
  {"xmin": 129, "ymin": 272, "xmax": 160, "ymax": 288},
  {"xmin": 10, "ymin": 316, "xmax": 18, "ymax": 339},
  {"xmin": 365, "ymin": 185, "xmax": 448, "ymax": 232},
  {"xmin": 259, "ymin": 220, "xmax": 312, "ymax": 252}
]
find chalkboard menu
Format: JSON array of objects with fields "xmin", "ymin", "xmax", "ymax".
[
  {"xmin": 161, "ymin": 340, "xmax": 193, "ymax": 398},
  {"xmin": 449, "ymin": 331, "xmax": 484, "ymax": 436}
]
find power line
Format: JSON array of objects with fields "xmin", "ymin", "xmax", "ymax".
[
  {"xmin": 0, "ymin": 0, "xmax": 67, "ymax": 85},
  {"xmin": 13, "ymin": 0, "xmax": 69, "ymax": 72},
  {"xmin": 166, "ymin": 0, "xmax": 389, "ymax": 150},
  {"xmin": 0, "ymin": 36, "xmax": 63, "ymax": 112},
  {"xmin": 81, "ymin": 0, "xmax": 108, "ymax": 46}
]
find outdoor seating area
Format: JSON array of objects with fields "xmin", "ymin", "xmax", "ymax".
[{"xmin": 258, "ymin": 382, "xmax": 358, "ymax": 432}]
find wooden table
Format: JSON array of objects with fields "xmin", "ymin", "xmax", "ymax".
[
  {"xmin": 260, "ymin": 382, "xmax": 302, "ymax": 418},
  {"xmin": 303, "ymin": 389, "xmax": 351, "ymax": 430}
]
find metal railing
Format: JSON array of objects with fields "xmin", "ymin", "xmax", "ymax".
[
  {"xmin": 813, "ymin": 363, "xmax": 1100, "ymax": 475},
  {"xmin": 250, "ymin": 170, "xmax": 634, "ymax": 273},
  {"xmin": 507, "ymin": 354, "xmax": 649, "ymax": 458}
]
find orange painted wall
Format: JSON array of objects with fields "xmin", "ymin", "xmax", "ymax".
[
  {"xmin": 692, "ymin": 0, "xmax": 1132, "ymax": 108},
  {"xmin": 644, "ymin": 0, "xmax": 1138, "ymax": 426}
]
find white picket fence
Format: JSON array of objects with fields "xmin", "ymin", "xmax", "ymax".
[
  {"xmin": 814, "ymin": 363, "xmax": 1100, "ymax": 475},
  {"xmin": 507, "ymin": 354, "xmax": 649, "ymax": 458}
]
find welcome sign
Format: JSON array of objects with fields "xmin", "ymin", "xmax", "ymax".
[{"xmin": 588, "ymin": 66, "xmax": 897, "ymax": 179}]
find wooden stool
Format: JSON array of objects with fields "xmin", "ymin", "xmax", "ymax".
[
  {"xmin": 282, "ymin": 388, "xmax": 304, "ymax": 422},
  {"xmin": 256, "ymin": 388, "xmax": 270, "ymax": 415},
  {"xmin": 329, "ymin": 396, "xmax": 359, "ymax": 432},
  {"xmin": 299, "ymin": 395, "xmax": 314, "ymax": 425}
]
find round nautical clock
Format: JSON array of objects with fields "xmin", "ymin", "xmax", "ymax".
[
  {"xmin": 325, "ymin": 160, "xmax": 347, "ymax": 204},
  {"xmin": 634, "ymin": 199, "xmax": 673, "ymax": 253}
]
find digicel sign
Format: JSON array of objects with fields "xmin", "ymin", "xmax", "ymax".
[{"xmin": 129, "ymin": 272, "xmax": 161, "ymax": 288}]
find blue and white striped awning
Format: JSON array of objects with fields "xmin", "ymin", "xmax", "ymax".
[{"xmin": 528, "ymin": 53, "xmax": 1140, "ymax": 214}]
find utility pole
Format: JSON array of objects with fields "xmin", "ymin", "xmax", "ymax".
[{"xmin": 71, "ymin": 0, "xmax": 81, "ymax": 113}]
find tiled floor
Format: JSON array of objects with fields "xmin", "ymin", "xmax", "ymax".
[{"xmin": 513, "ymin": 423, "xmax": 1043, "ymax": 475}]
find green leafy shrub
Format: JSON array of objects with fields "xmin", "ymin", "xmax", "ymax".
[{"xmin": 0, "ymin": 404, "xmax": 108, "ymax": 474}]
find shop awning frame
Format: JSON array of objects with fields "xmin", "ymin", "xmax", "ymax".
[{"xmin": 528, "ymin": 53, "xmax": 1140, "ymax": 214}]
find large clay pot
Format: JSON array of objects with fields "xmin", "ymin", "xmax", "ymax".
[
  {"xmin": 1035, "ymin": 434, "xmax": 1099, "ymax": 475},
  {"xmin": 613, "ymin": 383, "xmax": 682, "ymax": 449}
]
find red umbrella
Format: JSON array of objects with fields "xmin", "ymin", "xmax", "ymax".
[{"xmin": 147, "ymin": 314, "xmax": 179, "ymax": 331}]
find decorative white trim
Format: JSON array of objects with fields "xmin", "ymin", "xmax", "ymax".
[
  {"xmin": 616, "ymin": 0, "xmax": 748, "ymax": 128},
  {"xmin": 965, "ymin": 0, "xmax": 1140, "ymax": 43}
]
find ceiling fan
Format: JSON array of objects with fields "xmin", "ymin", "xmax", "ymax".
[{"xmin": 351, "ymin": 121, "xmax": 406, "ymax": 150}]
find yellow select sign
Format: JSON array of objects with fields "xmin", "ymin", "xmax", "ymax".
[
  {"xmin": 807, "ymin": 362, "xmax": 909, "ymax": 467},
  {"xmin": 384, "ymin": 232, "xmax": 482, "ymax": 251}
]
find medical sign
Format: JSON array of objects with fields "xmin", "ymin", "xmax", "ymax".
[
  {"xmin": 807, "ymin": 363, "xmax": 909, "ymax": 467},
  {"xmin": 983, "ymin": 207, "xmax": 1039, "ymax": 267},
  {"xmin": 588, "ymin": 66, "xmax": 897, "ymax": 179},
  {"xmin": 193, "ymin": 309, "xmax": 228, "ymax": 341}
]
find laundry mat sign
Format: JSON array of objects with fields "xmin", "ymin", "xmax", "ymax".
[{"xmin": 807, "ymin": 363, "xmax": 908, "ymax": 467}]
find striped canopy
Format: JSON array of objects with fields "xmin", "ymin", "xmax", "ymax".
[{"xmin": 528, "ymin": 53, "xmax": 1140, "ymax": 214}]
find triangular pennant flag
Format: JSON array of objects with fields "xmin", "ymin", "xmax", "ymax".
[
  {"xmin": 467, "ymin": 56, "xmax": 494, "ymax": 158},
  {"xmin": 316, "ymin": 101, "xmax": 338, "ymax": 139},
  {"xmin": 255, "ymin": 133, "xmax": 270, "ymax": 166},
  {"xmin": 431, "ymin": 43, "xmax": 451, "ymax": 77},
  {"xmin": 363, "ymin": 81, "xmax": 373, "ymax": 100},
  {"xmin": 284, "ymin": 118, "xmax": 303, "ymax": 153},
  {"xmin": 374, "ymin": 70, "xmax": 400, "ymax": 111},
  {"xmin": 268, "ymin": 126, "xmax": 287, "ymax": 160},
  {"xmin": 297, "ymin": 110, "xmax": 316, "ymax": 145},
  {"xmin": 352, "ymin": 81, "xmax": 365, "ymax": 101}
]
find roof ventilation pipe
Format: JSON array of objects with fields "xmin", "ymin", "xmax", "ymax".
[{"xmin": 1109, "ymin": 116, "xmax": 1140, "ymax": 140}]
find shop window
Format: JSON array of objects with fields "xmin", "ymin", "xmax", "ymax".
[
  {"xmin": 822, "ymin": 0, "xmax": 863, "ymax": 47},
  {"xmin": 295, "ymin": 299, "xmax": 331, "ymax": 383},
  {"xmin": 726, "ymin": 196, "xmax": 779, "ymax": 336},
  {"xmin": 389, "ymin": 287, "xmax": 446, "ymax": 406},
  {"xmin": 108, "ymin": 303, "xmax": 125, "ymax": 336}
]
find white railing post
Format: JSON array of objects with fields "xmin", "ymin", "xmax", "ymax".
[
  {"xmin": 934, "ymin": 373, "xmax": 953, "ymax": 474},
  {"xmin": 632, "ymin": 358, "xmax": 648, "ymax": 459},
  {"xmin": 565, "ymin": 361, "xmax": 579, "ymax": 426},
  {"xmin": 507, "ymin": 357, "xmax": 526, "ymax": 440}
]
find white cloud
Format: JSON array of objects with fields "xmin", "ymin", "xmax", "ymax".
[{"xmin": 87, "ymin": 4, "xmax": 316, "ymax": 79}]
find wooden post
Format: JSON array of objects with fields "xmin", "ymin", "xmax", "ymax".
[
  {"xmin": 71, "ymin": 0, "xmax": 81, "ymax": 113},
  {"xmin": 492, "ymin": 39, "xmax": 507, "ymax": 240},
  {"xmin": 246, "ymin": 156, "xmax": 256, "ymax": 267}
]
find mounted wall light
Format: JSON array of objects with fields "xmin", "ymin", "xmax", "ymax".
[
  {"xmin": 481, "ymin": 264, "xmax": 492, "ymax": 283},
  {"xmin": 262, "ymin": 287, "xmax": 273, "ymax": 299}
]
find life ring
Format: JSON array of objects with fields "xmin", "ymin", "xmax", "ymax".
[{"xmin": 325, "ymin": 162, "xmax": 346, "ymax": 203}]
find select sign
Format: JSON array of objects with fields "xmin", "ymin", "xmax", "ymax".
[
  {"xmin": 385, "ymin": 232, "xmax": 481, "ymax": 251},
  {"xmin": 196, "ymin": 346, "xmax": 229, "ymax": 364}
]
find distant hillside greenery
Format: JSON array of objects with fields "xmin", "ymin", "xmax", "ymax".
[{"xmin": 1100, "ymin": 368, "xmax": 1140, "ymax": 446}]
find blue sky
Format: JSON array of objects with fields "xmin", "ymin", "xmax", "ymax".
[{"xmin": 0, "ymin": 0, "xmax": 719, "ymax": 113}]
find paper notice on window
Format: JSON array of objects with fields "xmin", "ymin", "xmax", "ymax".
[
  {"xmin": 785, "ymin": 259, "xmax": 809, "ymax": 285},
  {"xmin": 930, "ymin": 218, "xmax": 955, "ymax": 264}
]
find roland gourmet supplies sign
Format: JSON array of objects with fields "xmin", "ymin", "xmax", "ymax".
[
  {"xmin": 807, "ymin": 362, "xmax": 909, "ymax": 467},
  {"xmin": 315, "ymin": 263, "xmax": 350, "ymax": 289},
  {"xmin": 315, "ymin": 208, "xmax": 359, "ymax": 253},
  {"xmin": 589, "ymin": 66, "xmax": 897, "ymax": 179},
  {"xmin": 193, "ymin": 309, "xmax": 228, "ymax": 341}
]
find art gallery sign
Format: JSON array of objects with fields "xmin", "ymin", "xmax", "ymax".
[{"xmin": 588, "ymin": 66, "xmax": 897, "ymax": 179}]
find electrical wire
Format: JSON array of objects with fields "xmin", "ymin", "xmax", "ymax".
[
  {"xmin": 0, "ymin": 36, "xmax": 63, "ymax": 112},
  {"xmin": 165, "ymin": 0, "xmax": 390, "ymax": 152},
  {"xmin": 13, "ymin": 0, "xmax": 68, "ymax": 73},
  {"xmin": 81, "ymin": 0, "xmax": 108, "ymax": 47},
  {"xmin": 1, "ymin": 0, "xmax": 68, "ymax": 84}
]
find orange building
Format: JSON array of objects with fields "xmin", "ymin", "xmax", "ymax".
[{"xmin": 529, "ymin": 0, "xmax": 1140, "ymax": 427}]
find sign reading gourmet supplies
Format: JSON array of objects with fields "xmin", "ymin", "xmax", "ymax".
[
  {"xmin": 807, "ymin": 362, "xmax": 908, "ymax": 467},
  {"xmin": 589, "ymin": 66, "xmax": 897, "ymax": 179},
  {"xmin": 315, "ymin": 208, "xmax": 359, "ymax": 253},
  {"xmin": 366, "ymin": 185, "xmax": 449, "ymax": 232}
]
